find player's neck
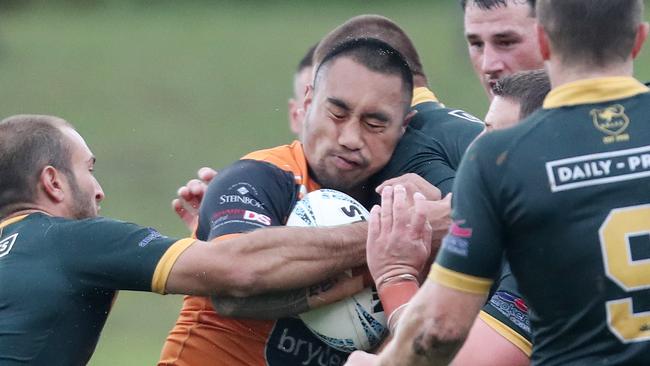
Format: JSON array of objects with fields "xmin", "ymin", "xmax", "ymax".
[{"xmin": 547, "ymin": 59, "xmax": 634, "ymax": 89}]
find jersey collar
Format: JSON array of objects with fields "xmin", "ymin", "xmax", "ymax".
[
  {"xmin": 543, "ymin": 77, "xmax": 649, "ymax": 109},
  {"xmin": 411, "ymin": 87, "xmax": 440, "ymax": 107},
  {"xmin": 0, "ymin": 214, "xmax": 29, "ymax": 229}
]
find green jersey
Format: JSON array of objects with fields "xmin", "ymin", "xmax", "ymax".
[
  {"xmin": 370, "ymin": 87, "xmax": 484, "ymax": 196},
  {"xmin": 0, "ymin": 213, "xmax": 193, "ymax": 365},
  {"xmin": 431, "ymin": 77, "xmax": 650, "ymax": 365}
]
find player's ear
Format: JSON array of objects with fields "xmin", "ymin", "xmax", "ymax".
[
  {"xmin": 303, "ymin": 84, "xmax": 314, "ymax": 113},
  {"xmin": 40, "ymin": 166, "xmax": 66, "ymax": 203},
  {"xmin": 632, "ymin": 22, "xmax": 649, "ymax": 59},
  {"xmin": 402, "ymin": 110, "xmax": 417, "ymax": 129},
  {"xmin": 537, "ymin": 23, "xmax": 551, "ymax": 61}
]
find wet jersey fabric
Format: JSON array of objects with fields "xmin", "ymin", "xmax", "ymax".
[
  {"xmin": 159, "ymin": 141, "xmax": 352, "ymax": 366},
  {"xmin": 0, "ymin": 213, "xmax": 192, "ymax": 365},
  {"xmin": 431, "ymin": 77, "xmax": 650, "ymax": 365}
]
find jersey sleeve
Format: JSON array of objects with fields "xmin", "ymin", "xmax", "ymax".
[
  {"xmin": 429, "ymin": 135, "xmax": 505, "ymax": 294},
  {"xmin": 54, "ymin": 217, "xmax": 194, "ymax": 294},
  {"xmin": 195, "ymin": 159, "xmax": 297, "ymax": 241},
  {"xmin": 480, "ymin": 261, "xmax": 532, "ymax": 356}
]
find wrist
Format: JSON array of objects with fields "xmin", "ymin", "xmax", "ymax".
[{"xmin": 377, "ymin": 274, "xmax": 419, "ymax": 323}]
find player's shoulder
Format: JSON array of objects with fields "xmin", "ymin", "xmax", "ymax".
[{"xmin": 413, "ymin": 101, "xmax": 484, "ymax": 128}]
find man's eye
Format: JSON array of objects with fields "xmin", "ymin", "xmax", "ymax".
[
  {"xmin": 329, "ymin": 112, "xmax": 345, "ymax": 120},
  {"xmin": 497, "ymin": 40, "xmax": 517, "ymax": 48},
  {"xmin": 469, "ymin": 41, "xmax": 484, "ymax": 50}
]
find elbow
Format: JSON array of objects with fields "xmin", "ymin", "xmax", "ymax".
[{"xmin": 411, "ymin": 317, "xmax": 468, "ymax": 363}]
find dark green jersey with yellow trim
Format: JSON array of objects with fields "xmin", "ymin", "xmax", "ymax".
[
  {"xmin": 431, "ymin": 77, "xmax": 650, "ymax": 365},
  {"xmin": 0, "ymin": 213, "xmax": 192, "ymax": 365},
  {"xmin": 370, "ymin": 87, "xmax": 484, "ymax": 196}
]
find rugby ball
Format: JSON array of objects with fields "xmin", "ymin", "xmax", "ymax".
[{"xmin": 287, "ymin": 189, "xmax": 388, "ymax": 352}]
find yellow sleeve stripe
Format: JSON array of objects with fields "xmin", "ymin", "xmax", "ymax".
[
  {"xmin": 428, "ymin": 263, "xmax": 493, "ymax": 294},
  {"xmin": 479, "ymin": 311, "xmax": 532, "ymax": 356},
  {"xmin": 151, "ymin": 238, "xmax": 197, "ymax": 294}
]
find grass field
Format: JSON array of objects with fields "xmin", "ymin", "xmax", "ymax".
[{"xmin": 1, "ymin": 2, "xmax": 649, "ymax": 365}]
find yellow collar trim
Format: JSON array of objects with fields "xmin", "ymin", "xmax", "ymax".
[
  {"xmin": 543, "ymin": 77, "xmax": 649, "ymax": 109},
  {"xmin": 412, "ymin": 87, "xmax": 439, "ymax": 107},
  {"xmin": 0, "ymin": 214, "xmax": 29, "ymax": 229}
]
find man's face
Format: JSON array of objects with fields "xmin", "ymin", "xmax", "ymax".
[
  {"xmin": 464, "ymin": 1, "xmax": 544, "ymax": 99},
  {"xmin": 484, "ymin": 95, "xmax": 521, "ymax": 132},
  {"xmin": 288, "ymin": 67, "xmax": 312, "ymax": 137},
  {"xmin": 302, "ymin": 57, "xmax": 408, "ymax": 192},
  {"xmin": 60, "ymin": 127, "xmax": 105, "ymax": 219}
]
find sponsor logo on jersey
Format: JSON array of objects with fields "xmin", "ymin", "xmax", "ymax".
[
  {"xmin": 546, "ymin": 145, "xmax": 650, "ymax": 192},
  {"xmin": 441, "ymin": 234, "xmax": 470, "ymax": 257},
  {"xmin": 219, "ymin": 194, "xmax": 264, "ymax": 208},
  {"xmin": 489, "ymin": 291, "xmax": 531, "ymax": 335},
  {"xmin": 138, "ymin": 228, "xmax": 167, "ymax": 247},
  {"xmin": 450, "ymin": 220, "xmax": 473, "ymax": 238},
  {"xmin": 266, "ymin": 317, "xmax": 349, "ymax": 366},
  {"xmin": 243, "ymin": 210, "xmax": 271, "ymax": 226},
  {"xmin": 228, "ymin": 182, "xmax": 259, "ymax": 196},
  {"xmin": 591, "ymin": 104, "xmax": 630, "ymax": 144},
  {"xmin": 0, "ymin": 233, "xmax": 18, "ymax": 259},
  {"xmin": 448, "ymin": 110, "xmax": 484, "ymax": 124}
]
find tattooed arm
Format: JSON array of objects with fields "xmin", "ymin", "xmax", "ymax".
[
  {"xmin": 380, "ymin": 281, "xmax": 485, "ymax": 365},
  {"xmin": 212, "ymin": 271, "xmax": 369, "ymax": 319}
]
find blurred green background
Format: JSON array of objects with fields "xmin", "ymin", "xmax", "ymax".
[{"xmin": 1, "ymin": 1, "xmax": 649, "ymax": 365}]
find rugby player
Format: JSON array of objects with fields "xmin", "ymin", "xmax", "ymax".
[
  {"xmin": 461, "ymin": 0, "xmax": 543, "ymax": 100},
  {"xmin": 0, "ymin": 115, "xmax": 372, "ymax": 365},
  {"xmin": 288, "ymin": 43, "xmax": 317, "ymax": 138},
  {"xmin": 348, "ymin": 0, "xmax": 650, "ymax": 365},
  {"xmin": 484, "ymin": 69, "xmax": 551, "ymax": 132},
  {"xmin": 314, "ymin": 15, "xmax": 536, "ymax": 365},
  {"xmin": 314, "ymin": 15, "xmax": 485, "ymax": 197},
  {"xmin": 159, "ymin": 38, "xmax": 422, "ymax": 366}
]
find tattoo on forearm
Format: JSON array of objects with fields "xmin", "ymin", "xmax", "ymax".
[
  {"xmin": 212, "ymin": 287, "xmax": 310, "ymax": 319},
  {"xmin": 212, "ymin": 277, "xmax": 342, "ymax": 319}
]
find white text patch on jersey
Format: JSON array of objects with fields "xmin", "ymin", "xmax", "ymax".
[{"xmin": 546, "ymin": 145, "xmax": 650, "ymax": 192}]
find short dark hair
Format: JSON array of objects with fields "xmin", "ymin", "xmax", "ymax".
[
  {"xmin": 492, "ymin": 69, "xmax": 551, "ymax": 119},
  {"xmin": 314, "ymin": 15, "xmax": 426, "ymax": 80},
  {"xmin": 314, "ymin": 38, "xmax": 414, "ymax": 114},
  {"xmin": 0, "ymin": 115, "xmax": 73, "ymax": 217},
  {"xmin": 538, "ymin": 0, "xmax": 643, "ymax": 68},
  {"xmin": 460, "ymin": 0, "xmax": 536, "ymax": 15},
  {"xmin": 296, "ymin": 43, "xmax": 317, "ymax": 73}
]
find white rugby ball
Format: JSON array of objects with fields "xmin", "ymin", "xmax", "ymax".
[{"xmin": 287, "ymin": 189, "xmax": 388, "ymax": 352}]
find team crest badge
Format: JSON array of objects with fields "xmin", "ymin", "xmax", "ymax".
[
  {"xmin": 590, "ymin": 104, "xmax": 630, "ymax": 144},
  {"xmin": 0, "ymin": 233, "xmax": 18, "ymax": 259}
]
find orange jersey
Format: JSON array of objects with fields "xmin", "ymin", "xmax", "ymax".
[{"xmin": 159, "ymin": 142, "xmax": 350, "ymax": 366}]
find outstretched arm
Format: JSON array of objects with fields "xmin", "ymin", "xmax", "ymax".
[{"xmin": 165, "ymin": 222, "xmax": 368, "ymax": 297}]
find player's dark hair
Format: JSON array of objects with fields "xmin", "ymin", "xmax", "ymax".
[
  {"xmin": 460, "ymin": 0, "xmax": 536, "ymax": 15},
  {"xmin": 0, "ymin": 115, "xmax": 73, "ymax": 218},
  {"xmin": 314, "ymin": 38, "xmax": 414, "ymax": 114},
  {"xmin": 296, "ymin": 43, "xmax": 317, "ymax": 73},
  {"xmin": 314, "ymin": 15, "xmax": 426, "ymax": 81},
  {"xmin": 492, "ymin": 69, "xmax": 551, "ymax": 119},
  {"xmin": 538, "ymin": 0, "xmax": 643, "ymax": 68}
]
